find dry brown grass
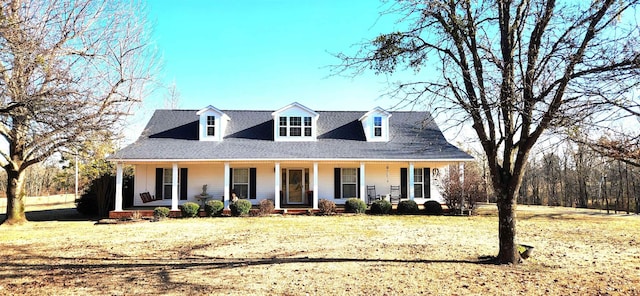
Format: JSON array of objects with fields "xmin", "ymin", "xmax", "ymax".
[{"xmin": 1, "ymin": 205, "xmax": 638, "ymax": 295}]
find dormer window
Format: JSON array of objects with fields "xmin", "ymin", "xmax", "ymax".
[
  {"xmin": 374, "ymin": 116, "xmax": 382, "ymax": 137},
  {"xmin": 197, "ymin": 105, "xmax": 229, "ymax": 141},
  {"xmin": 206, "ymin": 116, "xmax": 216, "ymax": 136},
  {"xmin": 279, "ymin": 117, "xmax": 287, "ymax": 136},
  {"xmin": 304, "ymin": 117, "xmax": 312, "ymax": 136},
  {"xmin": 278, "ymin": 116, "xmax": 312, "ymax": 137},
  {"xmin": 272, "ymin": 102, "xmax": 319, "ymax": 141},
  {"xmin": 359, "ymin": 107, "xmax": 392, "ymax": 142},
  {"xmin": 290, "ymin": 116, "xmax": 301, "ymax": 136}
]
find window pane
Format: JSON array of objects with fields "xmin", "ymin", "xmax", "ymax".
[
  {"xmin": 163, "ymin": 169, "xmax": 172, "ymax": 183},
  {"xmin": 374, "ymin": 127, "xmax": 382, "ymax": 137},
  {"xmin": 207, "ymin": 126, "xmax": 215, "ymax": 136},
  {"xmin": 279, "ymin": 127, "xmax": 287, "ymax": 136},
  {"xmin": 234, "ymin": 184, "xmax": 248, "ymax": 199},
  {"xmin": 207, "ymin": 116, "xmax": 215, "ymax": 125},
  {"xmin": 290, "ymin": 127, "xmax": 301, "ymax": 136},
  {"xmin": 304, "ymin": 117, "xmax": 312, "ymax": 126},
  {"xmin": 304, "ymin": 127, "xmax": 312, "ymax": 136},
  {"xmin": 342, "ymin": 168, "xmax": 357, "ymax": 183},
  {"xmin": 342, "ymin": 184, "xmax": 356, "ymax": 198},
  {"xmin": 415, "ymin": 184, "xmax": 423, "ymax": 198},
  {"xmin": 279, "ymin": 117, "xmax": 287, "ymax": 126},
  {"xmin": 414, "ymin": 168, "xmax": 423, "ymax": 182},
  {"xmin": 163, "ymin": 185, "xmax": 172, "ymax": 199},
  {"xmin": 374, "ymin": 116, "xmax": 382, "ymax": 126},
  {"xmin": 233, "ymin": 168, "xmax": 249, "ymax": 183},
  {"xmin": 290, "ymin": 117, "xmax": 301, "ymax": 126}
]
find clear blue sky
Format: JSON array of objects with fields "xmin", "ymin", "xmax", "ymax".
[
  {"xmin": 144, "ymin": 0, "xmax": 402, "ymax": 112},
  {"xmin": 122, "ymin": 1, "xmax": 465, "ymax": 145}
]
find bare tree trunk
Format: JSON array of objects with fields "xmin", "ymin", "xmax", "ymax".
[
  {"xmin": 496, "ymin": 193, "xmax": 518, "ymax": 263},
  {"xmin": 604, "ymin": 176, "xmax": 610, "ymax": 214},
  {"xmin": 617, "ymin": 161, "xmax": 622, "ymax": 213},
  {"xmin": 4, "ymin": 167, "xmax": 27, "ymax": 225},
  {"xmin": 625, "ymin": 163, "xmax": 630, "ymax": 214},
  {"xmin": 633, "ymin": 181, "xmax": 640, "ymax": 214}
]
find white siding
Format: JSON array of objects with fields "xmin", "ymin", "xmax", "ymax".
[{"xmin": 132, "ymin": 161, "xmax": 454, "ymax": 207}]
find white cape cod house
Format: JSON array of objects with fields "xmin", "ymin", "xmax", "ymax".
[{"xmin": 108, "ymin": 102, "xmax": 472, "ymax": 215}]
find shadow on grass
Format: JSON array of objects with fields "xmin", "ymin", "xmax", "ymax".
[
  {"xmin": 519, "ymin": 209, "xmax": 638, "ymax": 220},
  {"xmin": 0, "ymin": 254, "xmax": 497, "ymax": 277},
  {"xmin": 0, "ymin": 207, "xmax": 96, "ymax": 222}
]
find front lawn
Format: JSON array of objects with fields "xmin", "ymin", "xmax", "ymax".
[{"xmin": 1, "ymin": 206, "xmax": 638, "ymax": 295}]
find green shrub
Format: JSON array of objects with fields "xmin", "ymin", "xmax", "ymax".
[
  {"xmin": 230, "ymin": 199, "xmax": 252, "ymax": 216},
  {"xmin": 153, "ymin": 207, "xmax": 171, "ymax": 219},
  {"xmin": 204, "ymin": 200, "xmax": 224, "ymax": 217},
  {"xmin": 370, "ymin": 199, "xmax": 392, "ymax": 215},
  {"xmin": 318, "ymin": 199, "xmax": 336, "ymax": 215},
  {"xmin": 424, "ymin": 200, "xmax": 443, "ymax": 215},
  {"xmin": 257, "ymin": 199, "xmax": 275, "ymax": 216},
  {"xmin": 397, "ymin": 200, "xmax": 419, "ymax": 214},
  {"xmin": 180, "ymin": 202, "xmax": 200, "ymax": 218},
  {"xmin": 345, "ymin": 198, "xmax": 367, "ymax": 214}
]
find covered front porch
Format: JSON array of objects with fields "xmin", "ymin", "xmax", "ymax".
[{"xmin": 110, "ymin": 159, "xmax": 457, "ymax": 217}]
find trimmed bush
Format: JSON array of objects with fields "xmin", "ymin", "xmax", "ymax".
[
  {"xmin": 397, "ymin": 200, "xmax": 419, "ymax": 214},
  {"xmin": 153, "ymin": 207, "xmax": 171, "ymax": 219},
  {"xmin": 318, "ymin": 199, "xmax": 336, "ymax": 215},
  {"xmin": 257, "ymin": 199, "xmax": 275, "ymax": 216},
  {"xmin": 424, "ymin": 200, "xmax": 443, "ymax": 215},
  {"xmin": 76, "ymin": 193, "xmax": 98, "ymax": 216},
  {"xmin": 180, "ymin": 202, "xmax": 200, "ymax": 218},
  {"xmin": 204, "ymin": 200, "xmax": 224, "ymax": 217},
  {"xmin": 345, "ymin": 198, "xmax": 367, "ymax": 214},
  {"xmin": 230, "ymin": 199, "xmax": 252, "ymax": 216},
  {"xmin": 370, "ymin": 199, "xmax": 392, "ymax": 215}
]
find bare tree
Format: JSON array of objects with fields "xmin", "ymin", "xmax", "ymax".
[
  {"xmin": 0, "ymin": 0, "xmax": 157, "ymax": 225},
  {"xmin": 335, "ymin": 0, "xmax": 640, "ymax": 263},
  {"xmin": 440, "ymin": 162, "xmax": 487, "ymax": 214},
  {"xmin": 163, "ymin": 81, "xmax": 182, "ymax": 109}
]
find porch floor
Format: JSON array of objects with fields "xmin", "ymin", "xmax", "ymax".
[
  {"xmin": 108, "ymin": 203, "xmax": 430, "ymax": 219},
  {"xmin": 108, "ymin": 206, "xmax": 345, "ymax": 219}
]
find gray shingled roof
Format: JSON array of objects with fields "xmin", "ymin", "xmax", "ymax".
[{"xmin": 110, "ymin": 109, "xmax": 473, "ymax": 161}]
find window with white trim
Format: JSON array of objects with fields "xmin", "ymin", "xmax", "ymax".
[
  {"xmin": 232, "ymin": 168, "xmax": 249, "ymax": 199},
  {"xmin": 304, "ymin": 116, "xmax": 312, "ymax": 136},
  {"xmin": 279, "ymin": 116, "xmax": 287, "ymax": 136},
  {"xmin": 341, "ymin": 168, "xmax": 357, "ymax": 198},
  {"xmin": 374, "ymin": 116, "xmax": 382, "ymax": 137},
  {"xmin": 206, "ymin": 116, "xmax": 215, "ymax": 136},
  {"xmin": 414, "ymin": 168, "xmax": 424, "ymax": 198},
  {"xmin": 278, "ymin": 116, "xmax": 313, "ymax": 138},
  {"xmin": 162, "ymin": 168, "xmax": 180, "ymax": 199},
  {"xmin": 290, "ymin": 116, "xmax": 302, "ymax": 136}
]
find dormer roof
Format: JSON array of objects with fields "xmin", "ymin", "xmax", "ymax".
[
  {"xmin": 197, "ymin": 105, "xmax": 230, "ymax": 119},
  {"xmin": 271, "ymin": 102, "xmax": 319, "ymax": 118},
  {"xmin": 359, "ymin": 106, "xmax": 392, "ymax": 121}
]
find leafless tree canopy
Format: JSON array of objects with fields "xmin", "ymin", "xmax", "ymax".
[
  {"xmin": 0, "ymin": 0, "xmax": 157, "ymax": 224},
  {"xmin": 335, "ymin": 0, "xmax": 640, "ymax": 263}
]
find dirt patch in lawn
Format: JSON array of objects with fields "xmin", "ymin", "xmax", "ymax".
[{"xmin": 0, "ymin": 205, "xmax": 638, "ymax": 295}]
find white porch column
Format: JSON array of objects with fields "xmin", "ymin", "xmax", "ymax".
[
  {"xmin": 171, "ymin": 163, "xmax": 179, "ymax": 211},
  {"xmin": 274, "ymin": 162, "xmax": 281, "ymax": 209},
  {"xmin": 359, "ymin": 162, "xmax": 366, "ymax": 202},
  {"xmin": 409, "ymin": 162, "xmax": 415, "ymax": 200},
  {"xmin": 313, "ymin": 162, "xmax": 319, "ymax": 209},
  {"xmin": 114, "ymin": 162, "xmax": 123, "ymax": 211},
  {"xmin": 223, "ymin": 162, "xmax": 230, "ymax": 209}
]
